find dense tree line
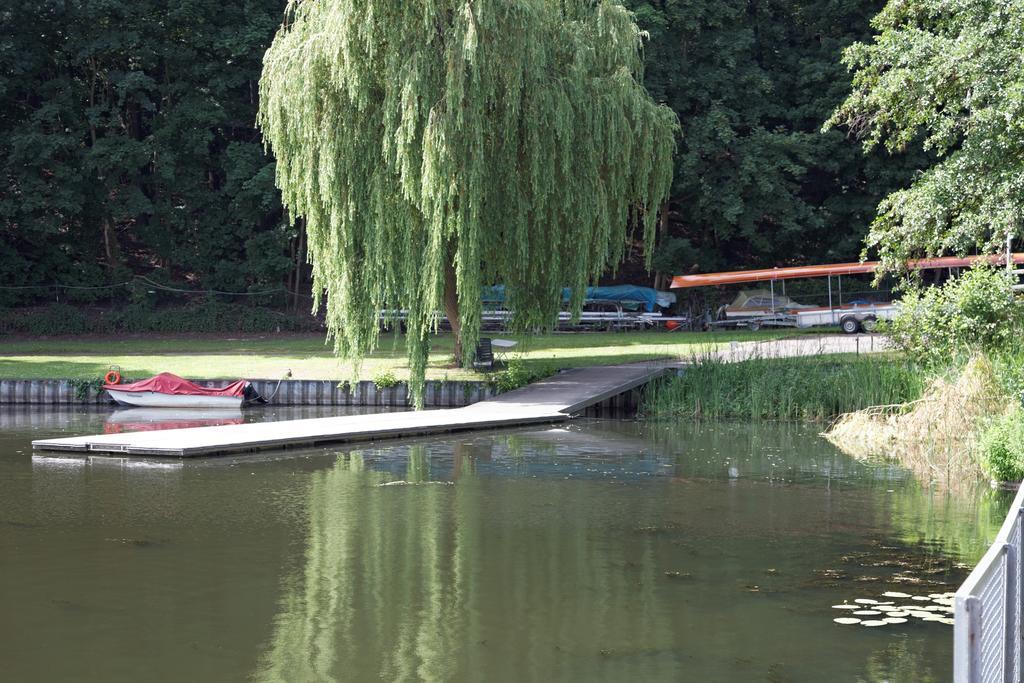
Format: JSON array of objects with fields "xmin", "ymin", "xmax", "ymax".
[
  {"xmin": 0, "ymin": 0, "xmax": 294, "ymax": 308},
  {"xmin": 829, "ymin": 0, "xmax": 1023, "ymax": 271},
  {"xmin": 0, "ymin": 0, "xmax": 923, "ymax": 312},
  {"xmin": 632, "ymin": 0, "xmax": 924, "ymax": 284}
]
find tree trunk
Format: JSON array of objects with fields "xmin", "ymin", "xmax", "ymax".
[
  {"xmin": 101, "ymin": 216, "xmax": 122, "ymax": 268},
  {"xmin": 443, "ymin": 254, "xmax": 464, "ymax": 366},
  {"xmin": 653, "ymin": 201, "xmax": 670, "ymax": 290}
]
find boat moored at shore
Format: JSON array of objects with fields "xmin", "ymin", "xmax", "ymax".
[{"xmin": 103, "ymin": 372, "xmax": 264, "ymax": 409}]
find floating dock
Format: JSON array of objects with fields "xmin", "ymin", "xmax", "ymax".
[{"xmin": 31, "ymin": 364, "xmax": 667, "ymax": 458}]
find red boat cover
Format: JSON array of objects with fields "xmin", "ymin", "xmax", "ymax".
[{"xmin": 103, "ymin": 372, "xmax": 248, "ymax": 397}]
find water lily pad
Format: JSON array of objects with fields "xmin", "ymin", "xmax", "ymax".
[
  {"xmin": 939, "ymin": 618, "xmax": 955, "ymax": 625},
  {"xmin": 883, "ymin": 617, "xmax": 908, "ymax": 624},
  {"xmin": 909, "ymin": 611, "xmax": 934, "ymax": 619},
  {"xmin": 832, "ymin": 604, "xmax": 858, "ymax": 610},
  {"xmin": 861, "ymin": 620, "xmax": 888, "ymax": 627},
  {"xmin": 834, "ymin": 617, "xmax": 861, "ymax": 625},
  {"xmin": 854, "ymin": 598, "xmax": 879, "ymax": 604},
  {"xmin": 911, "ymin": 596, "xmax": 930, "ymax": 601},
  {"xmin": 853, "ymin": 610, "xmax": 881, "ymax": 616},
  {"xmin": 882, "ymin": 591, "xmax": 912, "ymax": 598},
  {"xmin": 888, "ymin": 611, "xmax": 909, "ymax": 617}
]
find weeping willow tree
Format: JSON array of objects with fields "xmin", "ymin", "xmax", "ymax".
[{"xmin": 259, "ymin": 0, "xmax": 678, "ymax": 406}]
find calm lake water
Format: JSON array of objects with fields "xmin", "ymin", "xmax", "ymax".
[{"xmin": 0, "ymin": 407, "xmax": 1011, "ymax": 682}]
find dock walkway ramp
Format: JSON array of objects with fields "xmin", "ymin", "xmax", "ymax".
[{"xmin": 32, "ymin": 364, "xmax": 666, "ymax": 458}]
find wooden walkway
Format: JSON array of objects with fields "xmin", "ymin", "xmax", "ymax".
[{"xmin": 31, "ymin": 364, "xmax": 667, "ymax": 458}]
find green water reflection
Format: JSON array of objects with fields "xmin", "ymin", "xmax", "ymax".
[{"xmin": 0, "ymin": 411, "xmax": 1011, "ymax": 681}]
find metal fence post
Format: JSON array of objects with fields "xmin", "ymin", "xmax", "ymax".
[
  {"xmin": 969, "ymin": 595, "xmax": 983, "ymax": 683},
  {"xmin": 1018, "ymin": 512, "xmax": 1024, "ymax": 682},
  {"xmin": 1006, "ymin": 542, "xmax": 1018, "ymax": 683}
]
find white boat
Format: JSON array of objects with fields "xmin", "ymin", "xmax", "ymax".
[
  {"xmin": 103, "ymin": 372, "xmax": 263, "ymax": 409},
  {"xmin": 104, "ymin": 408, "xmax": 244, "ymax": 433},
  {"xmin": 105, "ymin": 390, "xmax": 246, "ymax": 409}
]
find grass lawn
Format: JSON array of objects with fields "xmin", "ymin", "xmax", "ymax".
[{"xmin": 0, "ymin": 329, "xmax": 830, "ymax": 382}]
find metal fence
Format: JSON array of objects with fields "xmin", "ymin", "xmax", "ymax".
[{"xmin": 955, "ymin": 484, "xmax": 1024, "ymax": 682}]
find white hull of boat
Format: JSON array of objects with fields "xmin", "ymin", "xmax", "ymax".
[
  {"xmin": 107, "ymin": 407, "xmax": 244, "ymax": 423},
  {"xmin": 106, "ymin": 390, "xmax": 245, "ymax": 409}
]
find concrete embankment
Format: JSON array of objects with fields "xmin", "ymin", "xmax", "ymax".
[{"xmin": 0, "ymin": 378, "xmax": 492, "ymax": 408}]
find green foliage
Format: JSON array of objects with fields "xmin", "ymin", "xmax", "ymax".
[
  {"xmin": 0, "ymin": 0, "xmax": 929, "ymax": 339},
  {"xmin": 0, "ymin": 0, "xmax": 298, "ymax": 307},
  {"xmin": 888, "ymin": 268, "xmax": 1024, "ymax": 365},
  {"xmin": 491, "ymin": 360, "xmax": 556, "ymax": 394},
  {"xmin": 260, "ymin": 0, "xmax": 677, "ymax": 408},
  {"xmin": 642, "ymin": 354, "xmax": 924, "ymax": 420},
  {"xmin": 0, "ymin": 303, "xmax": 317, "ymax": 336},
  {"xmin": 0, "ymin": 305, "xmax": 92, "ymax": 336},
  {"xmin": 978, "ymin": 408, "xmax": 1024, "ymax": 482},
  {"xmin": 828, "ymin": 0, "xmax": 1024, "ymax": 269},
  {"xmin": 630, "ymin": 0, "xmax": 921, "ymax": 274},
  {"xmin": 67, "ymin": 377, "xmax": 105, "ymax": 401},
  {"xmin": 991, "ymin": 351, "xmax": 1024, "ymax": 409},
  {"xmin": 371, "ymin": 370, "xmax": 399, "ymax": 390}
]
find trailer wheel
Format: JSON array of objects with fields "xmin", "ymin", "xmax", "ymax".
[
  {"xmin": 860, "ymin": 315, "xmax": 878, "ymax": 332},
  {"xmin": 747, "ymin": 320, "xmax": 762, "ymax": 331},
  {"xmin": 839, "ymin": 315, "xmax": 860, "ymax": 334}
]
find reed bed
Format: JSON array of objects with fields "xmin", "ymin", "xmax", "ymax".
[
  {"xmin": 824, "ymin": 356, "xmax": 1010, "ymax": 485},
  {"xmin": 641, "ymin": 353, "xmax": 924, "ymax": 421}
]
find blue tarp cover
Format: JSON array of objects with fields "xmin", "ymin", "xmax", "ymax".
[{"xmin": 482, "ymin": 284, "xmax": 664, "ymax": 312}]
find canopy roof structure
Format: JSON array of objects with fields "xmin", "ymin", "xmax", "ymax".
[{"xmin": 670, "ymin": 254, "xmax": 1024, "ymax": 288}]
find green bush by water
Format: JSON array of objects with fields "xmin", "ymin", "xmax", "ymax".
[
  {"xmin": 888, "ymin": 267, "xmax": 1024, "ymax": 366},
  {"xmin": 372, "ymin": 369, "xmax": 399, "ymax": 389},
  {"xmin": 978, "ymin": 408, "xmax": 1024, "ymax": 482},
  {"xmin": 642, "ymin": 354, "xmax": 924, "ymax": 421},
  {"xmin": 491, "ymin": 360, "xmax": 556, "ymax": 393}
]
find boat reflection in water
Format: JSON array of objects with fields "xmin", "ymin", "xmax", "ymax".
[{"xmin": 103, "ymin": 407, "xmax": 244, "ymax": 434}]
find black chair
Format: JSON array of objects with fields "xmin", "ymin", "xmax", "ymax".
[{"xmin": 473, "ymin": 337, "xmax": 494, "ymax": 370}]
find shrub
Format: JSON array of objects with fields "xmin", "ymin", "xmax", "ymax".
[
  {"xmin": 0, "ymin": 303, "xmax": 320, "ymax": 336},
  {"xmin": 978, "ymin": 408, "xmax": 1024, "ymax": 482},
  {"xmin": 491, "ymin": 360, "xmax": 555, "ymax": 393},
  {"xmin": 888, "ymin": 266, "xmax": 1024, "ymax": 365},
  {"xmin": 0, "ymin": 304, "xmax": 91, "ymax": 336},
  {"xmin": 372, "ymin": 369, "xmax": 399, "ymax": 389}
]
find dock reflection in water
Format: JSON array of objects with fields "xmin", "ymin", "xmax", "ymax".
[{"xmin": 0, "ymin": 410, "xmax": 1011, "ymax": 681}]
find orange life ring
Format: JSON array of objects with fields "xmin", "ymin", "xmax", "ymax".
[{"xmin": 104, "ymin": 370, "xmax": 121, "ymax": 385}]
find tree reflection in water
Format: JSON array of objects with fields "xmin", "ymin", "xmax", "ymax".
[
  {"xmin": 254, "ymin": 426, "xmax": 979, "ymax": 681},
  {"xmin": 257, "ymin": 442, "xmax": 679, "ymax": 681}
]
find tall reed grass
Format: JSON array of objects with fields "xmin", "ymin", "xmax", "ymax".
[{"xmin": 641, "ymin": 353, "xmax": 924, "ymax": 421}]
